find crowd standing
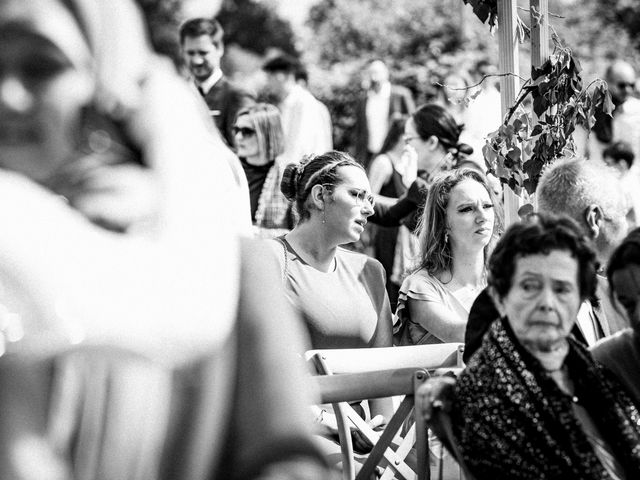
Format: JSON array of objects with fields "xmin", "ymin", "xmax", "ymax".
[{"xmin": 2, "ymin": 2, "xmax": 640, "ymax": 479}]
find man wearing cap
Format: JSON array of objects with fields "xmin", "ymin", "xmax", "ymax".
[
  {"xmin": 180, "ymin": 17, "xmax": 255, "ymax": 147},
  {"xmin": 262, "ymin": 55, "xmax": 332, "ymax": 164}
]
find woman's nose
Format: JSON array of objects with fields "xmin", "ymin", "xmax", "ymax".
[
  {"xmin": 0, "ymin": 76, "xmax": 34, "ymax": 114},
  {"xmin": 362, "ymin": 202, "xmax": 374, "ymax": 216},
  {"xmin": 537, "ymin": 286, "xmax": 556, "ymax": 311},
  {"xmin": 475, "ymin": 206, "xmax": 488, "ymax": 222}
]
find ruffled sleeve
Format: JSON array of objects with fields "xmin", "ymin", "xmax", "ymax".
[{"xmin": 393, "ymin": 270, "xmax": 447, "ymax": 345}]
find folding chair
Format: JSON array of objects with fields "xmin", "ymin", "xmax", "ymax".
[
  {"xmin": 426, "ymin": 393, "xmax": 477, "ymax": 480},
  {"xmin": 307, "ymin": 343, "xmax": 464, "ymax": 480}
]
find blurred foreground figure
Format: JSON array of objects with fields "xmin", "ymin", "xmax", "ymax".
[{"xmin": 0, "ymin": 0, "xmax": 327, "ymax": 478}]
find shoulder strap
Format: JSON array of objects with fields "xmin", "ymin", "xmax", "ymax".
[{"xmin": 275, "ymin": 237, "xmax": 289, "ymax": 282}]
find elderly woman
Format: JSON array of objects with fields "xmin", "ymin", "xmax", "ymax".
[
  {"xmin": 234, "ymin": 102, "xmax": 294, "ymax": 238},
  {"xmin": 451, "ymin": 213, "xmax": 640, "ymax": 479},
  {"xmin": 393, "ymin": 168, "xmax": 500, "ymax": 346},
  {"xmin": 592, "ymin": 227, "xmax": 640, "ymax": 405},
  {"xmin": 0, "ymin": 0, "xmax": 328, "ymax": 478}
]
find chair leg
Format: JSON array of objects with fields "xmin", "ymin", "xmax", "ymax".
[
  {"xmin": 356, "ymin": 395, "xmax": 413, "ymax": 480},
  {"xmin": 414, "ymin": 371, "xmax": 430, "ymax": 480},
  {"xmin": 333, "ymin": 402, "xmax": 356, "ymax": 480}
]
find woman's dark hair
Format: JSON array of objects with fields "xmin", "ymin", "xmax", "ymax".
[
  {"xmin": 280, "ymin": 151, "xmax": 364, "ymax": 221},
  {"xmin": 488, "ymin": 213, "xmax": 599, "ymax": 302},
  {"xmin": 378, "ymin": 116, "xmax": 408, "ymax": 155},
  {"xmin": 607, "ymin": 227, "xmax": 640, "ymax": 299},
  {"xmin": 412, "ymin": 103, "xmax": 472, "ymax": 160}
]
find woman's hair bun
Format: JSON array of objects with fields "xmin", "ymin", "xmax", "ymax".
[
  {"xmin": 280, "ymin": 162, "xmax": 303, "ymax": 201},
  {"xmin": 457, "ymin": 142, "xmax": 474, "ymax": 156}
]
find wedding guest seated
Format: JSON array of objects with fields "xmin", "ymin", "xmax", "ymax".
[
  {"xmin": 269, "ymin": 151, "xmax": 394, "ymax": 455},
  {"xmin": 393, "ymin": 168, "xmax": 501, "ymax": 346},
  {"xmin": 451, "ymin": 213, "xmax": 640, "ymax": 479}
]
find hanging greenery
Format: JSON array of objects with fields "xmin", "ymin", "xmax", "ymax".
[
  {"xmin": 462, "ymin": 1, "xmax": 614, "ymax": 195},
  {"xmin": 461, "ymin": 0, "xmax": 498, "ymax": 28},
  {"xmin": 483, "ymin": 37, "xmax": 613, "ymax": 194}
]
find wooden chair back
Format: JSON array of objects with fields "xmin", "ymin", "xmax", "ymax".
[{"xmin": 307, "ymin": 343, "xmax": 464, "ymax": 480}]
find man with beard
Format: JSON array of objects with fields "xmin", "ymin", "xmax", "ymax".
[{"xmin": 180, "ymin": 18, "xmax": 255, "ymax": 147}]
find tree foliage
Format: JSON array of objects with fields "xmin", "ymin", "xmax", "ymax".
[
  {"xmin": 217, "ymin": 0, "xmax": 298, "ymax": 56},
  {"xmin": 589, "ymin": 0, "xmax": 640, "ymax": 52},
  {"xmin": 306, "ymin": 0, "xmax": 498, "ymax": 152},
  {"xmin": 132, "ymin": 0, "xmax": 297, "ymax": 65}
]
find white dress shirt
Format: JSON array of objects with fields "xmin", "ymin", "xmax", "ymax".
[{"xmin": 366, "ymin": 81, "xmax": 391, "ymax": 153}]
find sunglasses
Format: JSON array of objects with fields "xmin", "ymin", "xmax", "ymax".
[
  {"xmin": 232, "ymin": 126, "xmax": 256, "ymax": 137},
  {"xmin": 617, "ymin": 81, "xmax": 635, "ymax": 90}
]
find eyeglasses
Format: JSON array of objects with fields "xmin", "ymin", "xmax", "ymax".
[
  {"xmin": 617, "ymin": 81, "xmax": 635, "ymax": 90},
  {"xmin": 403, "ymin": 134, "xmax": 421, "ymax": 144},
  {"xmin": 232, "ymin": 126, "xmax": 256, "ymax": 137},
  {"xmin": 324, "ymin": 184, "xmax": 375, "ymax": 208}
]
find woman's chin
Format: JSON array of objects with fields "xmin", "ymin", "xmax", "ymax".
[{"xmin": 519, "ymin": 326, "xmax": 568, "ymax": 352}]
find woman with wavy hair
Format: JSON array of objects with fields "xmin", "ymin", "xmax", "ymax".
[{"xmin": 393, "ymin": 168, "xmax": 502, "ymax": 345}]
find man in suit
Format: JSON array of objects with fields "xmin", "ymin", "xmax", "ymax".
[
  {"xmin": 180, "ymin": 17, "xmax": 255, "ymax": 147},
  {"xmin": 354, "ymin": 60, "xmax": 415, "ymax": 169}
]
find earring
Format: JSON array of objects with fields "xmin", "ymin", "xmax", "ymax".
[
  {"xmin": 322, "ymin": 209, "xmax": 326, "ymax": 224},
  {"xmin": 444, "ymin": 231, "xmax": 449, "ymax": 244}
]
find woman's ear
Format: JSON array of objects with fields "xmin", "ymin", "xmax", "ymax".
[
  {"xmin": 426, "ymin": 135, "xmax": 440, "ymax": 151},
  {"xmin": 310, "ymin": 184, "xmax": 326, "ymax": 210},
  {"xmin": 584, "ymin": 204, "xmax": 604, "ymax": 239}
]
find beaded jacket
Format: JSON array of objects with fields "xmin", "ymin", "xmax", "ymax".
[{"xmin": 452, "ymin": 318, "xmax": 640, "ymax": 479}]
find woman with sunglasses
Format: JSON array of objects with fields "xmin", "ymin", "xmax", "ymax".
[
  {"xmin": 234, "ymin": 103, "xmax": 293, "ymax": 238},
  {"xmin": 271, "ymin": 151, "xmax": 394, "ymax": 457},
  {"xmin": 370, "ymin": 103, "xmax": 474, "ymax": 233}
]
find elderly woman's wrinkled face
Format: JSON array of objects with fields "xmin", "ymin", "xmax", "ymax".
[
  {"xmin": 0, "ymin": 28, "xmax": 94, "ymax": 183},
  {"xmin": 498, "ymin": 250, "xmax": 581, "ymax": 352},
  {"xmin": 611, "ymin": 264, "xmax": 640, "ymax": 334}
]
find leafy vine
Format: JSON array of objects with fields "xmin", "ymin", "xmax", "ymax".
[
  {"xmin": 482, "ymin": 36, "xmax": 612, "ymax": 195},
  {"xmin": 462, "ymin": 0, "xmax": 614, "ymax": 195}
]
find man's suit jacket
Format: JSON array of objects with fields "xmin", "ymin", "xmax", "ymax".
[
  {"xmin": 203, "ymin": 77, "xmax": 255, "ymax": 147},
  {"xmin": 354, "ymin": 84, "xmax": 415, "ymax": 165}
]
